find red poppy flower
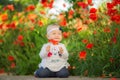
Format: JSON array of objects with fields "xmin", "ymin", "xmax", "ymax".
[
  {"xmin": 26, "ymin": 5, "xmax": 35, "ymax": 11},
  {"xmin": 86, "ymin": 43, "xmax": 94, "ymax": 49},
  {"xmin": 89, "ymin": 13, "xmax": 97, "ymax": 21},
  {"xmin": 11, "ymin": 22, "xmax": 16, "ymax": 29},
  {"xmin": 107, "ymin": 9, "xmax": 118, "ymax": 16},
  {"xmin": 17, "ymin": 35, "xmax": 23, "ymax": 41},
  {"xmin": 77, "ymin": 27, "xmax": 82, "ymax": 32},
  {"xmin": 38, "ymin": 20, "xmax": 43, "ymax": 27},
  {"xmin": 68, "ymin": 10, "xmax": 74, "ymax": 19},
  {"xmin": 111, "ymin": 14, "xmax": 120, "ymax": 24},
  {"xmin": 111, "ymin": 36, "xmax": 117, "ymax": 44},
  {"xmin": 28, "ymin": 14, "xmax": 37, "ymax": 22},
  {"xmin": 114, "ymin": 28, "xmax": 119, "ymax": 35},
  {"xmin": 11, "ymin": 62, "xmax": 16, "ymax": 68},
  {"xmin": 104, "ymin": 27, "xmax": 111, "ymax": 33},
  {"xmin": 7, "ymin": 4, "xmax": 14, "ymax": 11},
  {"xmin": 69, "ymin": 10, "xmax": 74, "ymax": 15},
  {"xmin": 0, "ymin": 24, "xmax": 3, "ymax": 29},
  {"xmin": 8, "ymin": 55, "xmax": 15, "ymax": 61},
  {"xmin": 48, "ymin": 0, "xmax": 54, "ymax": 8},
  {"xmin": 40, "ymin": 11, "xmax": 46, "ymax": 15},
  {"xmin": 41, "ymin": 2, "xmax": 48, "ymax": 7},
  {"xmin": 3, "ymin": 4, "xmax": 14, "ymax": 11},
  {"xmin": 59, "ymin": 18, "xmax": 67, "ymax": 26},
  {"xmin": 77, "ymin": 2, "xmax": 88, "ymax": 9},
  {"xmin": 113, "ymin": 0, "xmax": 120, "ymax": 5},
  {"xmin": 41, "ymin": 0, "xmax": 47, "ymax": 4},
  {"xmin": 82, "ymin": 39, "xmax": 88, "ymax": 44},
  {"xmin": 107, "ymin": 3, "xmax": 114, "ymax": 9},
  {"xmin": 19, "ymin": 41, "xmax": 25, "ymax": 46},
  {"xmin": 79, "ymin": 51, "xmax": 87, "ymax": 59},
  {"xmin": 7, "ymin": 22, "xmax": 16, "ymax": 29},
  {"xmin": 41, "ymin": 0, "xmax": 54, "ymax": 8},
  {"xmin": 87, "ymin": 0, "xmax": 93, "ymax": 5},
  {"xmin": 1, "ymin": 14, "xmax": 8, "ymax": 22},
  {"xmin": 63, "ymin": 32, "xmax": 70, "ymax": 38},
  {"xmin": 89, "ymin": 8, "xmax": 97, "ymax": 13}
]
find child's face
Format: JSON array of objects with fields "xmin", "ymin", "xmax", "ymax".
[{"xmin": 47, "ymin": 29, "xmax": 62, "ymax": 42}]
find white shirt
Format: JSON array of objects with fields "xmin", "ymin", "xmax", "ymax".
[{"xmin": 38, "ymin": 43, "xmax": 69, "ymax": 72}]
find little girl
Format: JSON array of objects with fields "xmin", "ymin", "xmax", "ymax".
[{"xmin": 34, "ymin": 24, "xmax": 69, "ymax": 78}]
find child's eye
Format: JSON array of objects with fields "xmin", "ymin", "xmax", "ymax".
[
  {"xmin": 52, "ymin": 33, "xmax": 56, "ymax": 35},
  {"xmin": 58, "ymin": 32, "xmax": 62, "ymax": 35},
  {"xmin": 58, "ymin": 33, "xmax": 61, "ymax": 35}
]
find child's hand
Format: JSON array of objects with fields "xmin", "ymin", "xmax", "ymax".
[
  {"xmin": 46, "ymin": 45, "xmax": 50, "ymax": 52},
  {"xmin": 59, "ymin": 47, "xmax": 63, "ymax": 54}
]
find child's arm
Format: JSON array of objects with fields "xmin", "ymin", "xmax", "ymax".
[
  {"xmin": 39, "ymin": 44, "xmax": 49, "ymax": 59},
  {"xmin": 59, "ymin": 44, "xmax": 69, "ymax": 60}
]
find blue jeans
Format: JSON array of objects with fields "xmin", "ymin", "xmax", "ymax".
[{"xmin": 34, "ymin": 67, "xmax": 69, "ymax": 78}]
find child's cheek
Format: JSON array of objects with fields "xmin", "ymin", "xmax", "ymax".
[{"xmin": 47, "ymin": 34, "xmax": 51, "ymax": 39}]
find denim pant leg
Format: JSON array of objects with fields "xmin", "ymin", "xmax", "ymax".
[
  {"xmin": 56, "ymin": 67, "xmax": 69, "ymax": 78},
  {"xmin": 34, "ymin": 67, "xmax": 56, "ymax": 78}
]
